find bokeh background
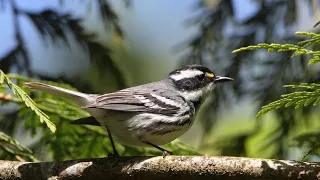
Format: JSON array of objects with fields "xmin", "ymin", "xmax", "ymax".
[{"xmin": 1, "ymin": 0, "xmax": 320, "ymax": 161}]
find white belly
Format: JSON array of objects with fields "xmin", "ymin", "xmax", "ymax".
[{"xmin": 96, "ymin": 113, "xmax": 194, "ymax": 147}]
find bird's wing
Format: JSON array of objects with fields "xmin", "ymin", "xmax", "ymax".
[{"xmin": 81, "ymin": 89, "xmax": 183, "ymax": 115}]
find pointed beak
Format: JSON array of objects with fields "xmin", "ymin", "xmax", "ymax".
[{"xmin": 214, "ymin": 76, "xmax": 234, "ymax": 83}]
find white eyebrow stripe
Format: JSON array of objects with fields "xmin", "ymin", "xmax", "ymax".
[{"xmin": 170, "ymin": 69, "xmax": 204, "ymax": 81}]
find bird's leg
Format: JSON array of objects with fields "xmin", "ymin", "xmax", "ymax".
[
  {"xmin": 142, "ymin": 140, "xmax": 173, "ymax": 157},
  {"xmin": 106, "ymin": 128, "xmax": 119, "ymax": 157}
]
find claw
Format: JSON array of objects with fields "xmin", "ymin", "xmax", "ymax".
[
  {"xmin": 108, "ymin": 152, "xmax": 120, "ymax": 158},
  {"xmin": 162, "ymin": 150, "xmax": 173, "ymax": 157}
]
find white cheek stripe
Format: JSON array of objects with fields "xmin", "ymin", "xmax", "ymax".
[
  {"xmin": 182, "ymin": 90, "xmax": 203, "ymax": 101},
  {"xmin": 181, "ymin": 83, "xmax": 216, "ymax": 102},
  {"xmin": 170, "ymin": 69, "xmax": 204, "ymax": 81}
]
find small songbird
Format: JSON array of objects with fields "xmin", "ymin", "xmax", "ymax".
[{"xmin": 25, "ymin": 65, "xmax": 233, "ymax": 156}]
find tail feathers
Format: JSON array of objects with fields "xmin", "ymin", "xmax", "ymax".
[
  {"xmin": 70, "ymin": 116, "xmax": 101, "ymax": 126},
  {"xmin": 24, "ymin": 82, "xmax": 89, "ymax": 105}
]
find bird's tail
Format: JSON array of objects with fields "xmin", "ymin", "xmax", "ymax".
[{"xmin": 24, "ymin": 82, "xmax": 90, "ymax": 105}]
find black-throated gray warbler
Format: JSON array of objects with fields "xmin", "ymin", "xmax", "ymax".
[{"xmin": 25, "ymin": 65, "xmax": 233, "ymax": 156}]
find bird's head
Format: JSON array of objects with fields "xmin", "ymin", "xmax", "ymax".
[{"xmin": 168, "ymin": 64, "xmax": 233, "ymax": 103}]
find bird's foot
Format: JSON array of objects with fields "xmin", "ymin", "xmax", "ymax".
[
  {"xmin": 162, "ymin": 150, "xmax": 173, "ymax": 157},
  {"xmin": 108, "ymin": 152, "xmax": 120, "ymax": 158}
]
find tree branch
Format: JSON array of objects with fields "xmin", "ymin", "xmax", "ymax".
[
  {"xmin": 0, "ymin": 156, "xmax": 319, "ymax": 179},
  {"xmin": 9, "ymin": 0, "xmax": 32, "ymax": 76}
]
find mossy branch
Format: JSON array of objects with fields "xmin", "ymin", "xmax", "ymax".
[{"xmin": 0, "ymin": 70, "xmax": 56, "ymax": 132}]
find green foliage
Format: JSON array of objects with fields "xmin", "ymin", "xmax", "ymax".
[
  {"xmin": 0, "ymin": 131, "xmax": 38, "ymax": 162},
  {"xmin": 293, "ymin": 132, "xmax": 320, "ymax": 161},
  {"xmin": 256, "ymin": 83, "xmax": 320, "ymax": 118},
  {"xmin": 232, "ymin": 31, "xmax": 320, "ymax": 65},
  {"xmin": 232, "ymin": 43, "xmax": 312, "ymax": 57},
  {"xmin": 232, "ymin": 32, "xmax": 320, "ymax": 118},
  {"xmin": 0, "ymin": 70, "xmax": 55, "ymax": 132},
  {"xmin": 233, "ymin": 31, "xmax": 320, "ymax": 159}
]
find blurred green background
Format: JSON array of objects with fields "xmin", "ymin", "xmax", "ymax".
[{"xmin": 1, "ymin": 0, "xmax": 320, "ymax": 162}]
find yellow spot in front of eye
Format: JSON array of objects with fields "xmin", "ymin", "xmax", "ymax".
[{"xmin": 205, "ymin": 72, "xmax": 215, "ymax": 78}]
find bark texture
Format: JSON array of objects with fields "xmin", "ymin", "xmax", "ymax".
[{"xmin": 0, "ymin": 156, "xmax": 319, "ymax": 180}]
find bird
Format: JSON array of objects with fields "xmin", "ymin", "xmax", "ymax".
[{"xmin": 25, "ymin": 64, "xmax": 233, "ymax": 156}]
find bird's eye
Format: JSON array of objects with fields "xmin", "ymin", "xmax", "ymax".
[{"xmin": 197, "ymin": 74, "xmax": 205, "ymax": 81}]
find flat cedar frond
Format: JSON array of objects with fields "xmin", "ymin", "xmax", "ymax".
[
  {"xmin": 233, "ymin": 31, "xmax": 320, "ymax": 121},
  {"xmin": 0, "ymin": 70, "xmax": 56, "ymax": 132},
  {"xmin": 309, "ymin": 52, "xmax": 320, "ymax": 64},
  {"xmin": 296, "ymin": 31, "xmax": 320, "ymax": 38},
  {"xmin": 0, "ymin": 131, "xmax": 38, "ymax": 162},
  {"xmin": 232, "ymin": 40, "xmax": 320, "ymax": 65},
  {"xmin": 284, "ymin": 83, "xmax": 320, "ymax": 90},
  {"xmin": 256, "ymin": 83, "xmax": 320, "ymax": 118},
  {"xmin": 232, "ymin": 43, "xmax": 312, "ymax": 54},
  {"xmin": 296, "ymin": 32, "xmax": 320, "ymax": 48}
]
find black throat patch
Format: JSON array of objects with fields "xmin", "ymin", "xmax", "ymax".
[{"xmin": 191, "ymin": 98, "xmax": 202, "ymax": 110}]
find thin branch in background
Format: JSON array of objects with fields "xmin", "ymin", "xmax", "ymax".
[
  {"xmin": 97, "ymin": 0, "xmax": 123, "ymax": 38},
  {"xmin": 9, "ymin": 0, "xmax": 32, "ymax": 76},
  {"xmin": 0, "ymin": 46, "xmax": 19, "ymax": 73},
  {"xmin": 2, "ymin": 0, "xmax": 122, "ymax": 76},
  {"xmin": 23, "ymin": 9, "xmax": 95, "ymax": 48}
]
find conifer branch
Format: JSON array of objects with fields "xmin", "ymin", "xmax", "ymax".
[
  {"xmin": 0, "ymin": 70, "xmax": 56, "ymax": 132},
  {"xmin": 233, "ymin": 31, "xmax": 320, "ymax": 120},
  {"xmin": 256, "ymin": 83, "xmax": 320, "ymax": 118},
  {"xmin": 0, "ymin": 132, "xmax": 38, "ymax": 162},
  {"xmin": 232, "ymin": 43, "xmax": 313, "ymax": 56},
  {"xmin": 232, "ymin": 32, "xmax": 320, "ymax": 65}
]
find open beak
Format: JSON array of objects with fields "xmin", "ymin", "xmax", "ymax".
[{"xmin": 214, "ymin": 76, "xmax": 233, "ymax": 83}]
